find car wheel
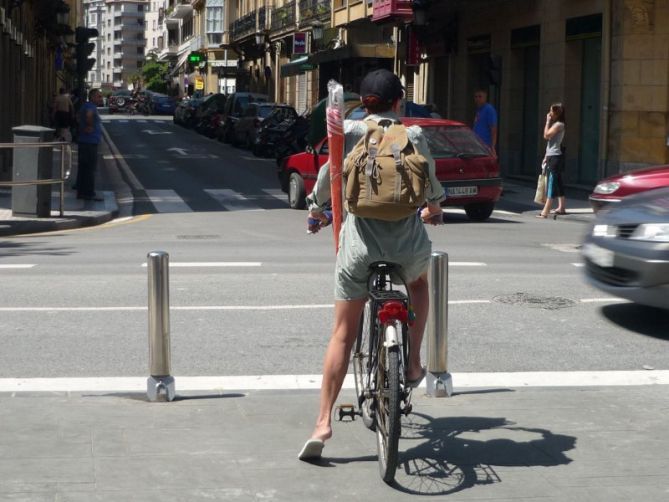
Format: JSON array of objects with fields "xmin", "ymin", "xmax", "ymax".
[
  {"xmin": 288, "ymin": 173, "xmax": 306, "ymax": 210},
  {"xmin": 464, "ymin": 201, "xmax": 494, "ymax": 221},
  {"xmin": 116, "ymin": 97, "xmax": 126, "ymax": 107}
]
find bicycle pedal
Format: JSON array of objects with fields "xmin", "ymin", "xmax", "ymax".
[
  {"xmin": 402, "ymin": 403, "xmax": 413, "ymax": 416},
  {"xmin": 336, "ymin": 404, "xmax": 356, "ymax": 422}
]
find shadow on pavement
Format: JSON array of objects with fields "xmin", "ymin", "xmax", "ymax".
[
  {"xmin": 82, "ymin": 392, "xmax": 247, "ymax": 401},
  {"xmin": 394, "ymin": 414, "xmax": 575, "ymax": 495},
  {"xmin": 601, "ymin": 303, "xmax": 669, "ymax": 340},
  {"xmin": 0, "ymin": 239, "xmax": 74, "ymax": 257}
]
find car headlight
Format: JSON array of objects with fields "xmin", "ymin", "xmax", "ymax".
[
  {"xmin": 593, "ymin": 182, "xmax": 620, "ymax": 195},
  {"xmin": 629, "ymin": 223, "xmax": 669, "ymax": 242},
  {"xmin": 592, "ymin": 224, "xmax": 617, "ymax": 237}
]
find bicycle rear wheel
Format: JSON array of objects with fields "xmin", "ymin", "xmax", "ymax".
[
  {"xmin": 353, "ymin": 300, "xmax": 375, "ymax": 430},
  {"xmin": 376, "ymin": 327, "xmax": 401, "ymax": 484}
]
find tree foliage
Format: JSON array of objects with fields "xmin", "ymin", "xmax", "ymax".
[{"xmin": 141, "ymin": 56, "xmax": 169, "ymax": 93}]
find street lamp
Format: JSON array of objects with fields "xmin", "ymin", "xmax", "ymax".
[
  {"xmin": 311, "ymin": 20, "xmax": 323, "ymax": 42},
  {"xmin": 255, "ymin": 30, "xmax": 265, "ymax": 47}
]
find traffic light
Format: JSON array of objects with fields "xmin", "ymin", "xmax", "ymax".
[{"xmin": 75, "ymin": 27, "xmax": 99, "ymax": 79}]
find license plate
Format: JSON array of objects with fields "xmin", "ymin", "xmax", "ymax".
[
  {"xmin": 582, "ymin": 243, "xmax": 615, "ymax": 268},
  {"xmin": 447, "ymin": 186, "xmax": 478, "ymax": 197}
]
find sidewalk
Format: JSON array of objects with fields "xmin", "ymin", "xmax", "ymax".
[
  {"xmin": 0, "ymin": 140, "xmax": 119, "ymax": 237},
  {"xmin": 0, "ymin": 382, "xmax": 667, "ymax": 501}
]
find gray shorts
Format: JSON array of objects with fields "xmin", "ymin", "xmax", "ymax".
[{"xmin": 334, "ymin": 214, "xmax": 432, "ymax": 300}]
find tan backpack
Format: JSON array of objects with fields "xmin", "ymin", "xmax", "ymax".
[{"xmin": 343, "ymin": 119, "xmax": 428, "ymax": 221}]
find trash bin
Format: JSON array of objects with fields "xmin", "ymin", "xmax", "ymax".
[{"xmin": 11, "ymin": 125, "xmax": 55, "ymax": 217}]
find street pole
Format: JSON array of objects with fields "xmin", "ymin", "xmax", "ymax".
[{"xmin": 426, "ymin": 251, "xmax": 453, "ymax": 397}]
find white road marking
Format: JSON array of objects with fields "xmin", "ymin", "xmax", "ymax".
[
  {"xmin": 261, "ymin": 188, "xmax": 289, "ymax": 203},
  {"xmin": 0, "ymin": 298, "xmax": 626, "ymax": 313},
  {"xmin": 145, "ymin": 189, "xmax": 193, "ymax": 213},
  {"xmin": 0, "ymin": 264, "xmax": 35, "ymax": 269},
  {"xmin": 450, "ymin": 262, "xmax": 487, "ymax": 266},
  {"xmin": 140, "ymin": 262, "xmax": 262, "ymax": 268},
  {"xmin": 1, "ymin": 370, "xmax": 667, "ymax": 392},
  {"xmin": 572, "ymin": 263, "xmax": 585, "ymax": 267},
  {"xmin": 205, "ymin": 189, "xmax": 264, "ymax": 212}
]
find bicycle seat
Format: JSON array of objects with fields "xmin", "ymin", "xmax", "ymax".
[{"xmin": 368, "ymin": 261, "xmax": 402, "ymax": 273}]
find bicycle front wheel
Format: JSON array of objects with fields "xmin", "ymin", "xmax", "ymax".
[{"xmin": 376, "ymin": 327, "xmax": 401, "ymax": 484}]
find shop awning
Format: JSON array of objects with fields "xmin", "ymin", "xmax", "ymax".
[
  {"xmin": 280, "ymin": 55, "xmax": 315, "ymax": 78},
  {"xmin": 168, "ymin": 50, "xmax": 191, "ymax": 77},
  {"xmin": 309, "ymin": 44, "xmax": 395, "ymax": 65}
]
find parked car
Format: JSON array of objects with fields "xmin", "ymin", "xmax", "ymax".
[
  {"xmin": 194, "ymin": 93, "xmax": 227, "ymax": 136},
  {"xmin": 218, "ymin": 92, "xmax": 269, "ymax": 143},
  {"xmin": 148, "ymin": 92, "xmax": 177, "ymax": 115},
  {"xmin": 173, "ymin": 96, "xmax": 205, "ymax": 127},
  {"xmin": 589, "ymin": 164, "xmax": 669, "ymax": 213},
  {"xmin": 108, "ymin": 89, "xmax": 132, "ymax": 114},
  {"xmin": 277, "ymin": 117, "xmax": 502, "ymax": 219},
  {"xmin": 582, "ymin": 186, "xmax": 669, "ymax": 310},
  {"xmin": 233, "ymin": 103, "xmax": 293, "ymax": 148},
  {"xmin": 253, "ymin": 105, "xmax": 299, "ymax": 157}
]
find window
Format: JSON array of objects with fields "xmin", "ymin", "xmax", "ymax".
[
  {"xmin": 137, "ymin": 47, "xmax": 143, "ymax": 54},
  {"xmin": 107, "ymin": 48, "xmax": 110, "ymax": 55},
  {"xmin": 206, "ymin": 0, "xmax": 224, "ymax": 47},
  {"xmin": 89, "ymin": 14, "xmax": 96, "ymax": 25},
  {"xmin": 153, "ymin": 20, "xmax": 156, "ymax": 30}
]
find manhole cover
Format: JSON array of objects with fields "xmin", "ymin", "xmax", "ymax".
[{"xmin": 492, "ymin": 292, "xmax": 576, "ymax": 310}]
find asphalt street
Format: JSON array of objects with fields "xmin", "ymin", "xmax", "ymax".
[{"xmin": 0, "ymin": 115, "xmax": 667, "ymax": 379}]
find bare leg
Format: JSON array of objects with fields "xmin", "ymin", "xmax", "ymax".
[
  {"xmin": 540, "ymin": 197, "xmax": 552, "ymax": 217},
  {"xmin": 310, "ymin": 298, "xmax": 367, "ymax": 442},
  {"xmin": 407, "ymin": 273, "xmax": 429, "ymax": 381},
  {"xmin": 556, "ymin": 196, "xmax": 566, "ymax": 213}
]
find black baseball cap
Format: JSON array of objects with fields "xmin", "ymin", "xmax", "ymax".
[{"xmin": 359, "ymin": 69, "xmax": 404, "ymax": 104}]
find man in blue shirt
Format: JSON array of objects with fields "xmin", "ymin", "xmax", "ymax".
[
  {"xmin": 473, "ymin": 89, "xmax": 497, "ymax": 156},
  {"xmin": 76, "ymin": 89, "xmax": 104, "ymax": 201}
]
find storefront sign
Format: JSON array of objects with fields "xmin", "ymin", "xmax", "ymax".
[
  {"xmin": 195, "ymin": 77, "xmax": 204, "ymax": 90},
  {"xmin": 293, "ymin": 32, "xmax": 307, "ymax": 54}
]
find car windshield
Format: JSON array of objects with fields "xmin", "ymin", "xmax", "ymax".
[
  {"xmin": 258, "ymin": 106, "xmax": 275, "ymax": 118},
  {"xmin": 422, "ymin": 126, "xmax": 491, "ymax": 159}
]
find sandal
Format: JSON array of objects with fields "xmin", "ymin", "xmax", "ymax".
[
  {"xmin": 536, "ymin": 213, "xmax": 548, "ymax": 219},
  {"xmin": 552, "ymin": 210, "xmax": 567, "ymax": 215}
]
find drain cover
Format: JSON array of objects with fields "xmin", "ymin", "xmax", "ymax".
[{"xmin": 492, "ymin": 292, "xmax": 576, "ymax": 310}]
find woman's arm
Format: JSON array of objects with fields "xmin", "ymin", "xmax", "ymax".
[{"xmin": 543, "ymin": 120, "xmax": 563, "ymax": 140}]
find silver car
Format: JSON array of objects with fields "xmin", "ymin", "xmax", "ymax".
[{"xmin": 582, "ymin": 187, "xmax": 669, "ymax": 309}]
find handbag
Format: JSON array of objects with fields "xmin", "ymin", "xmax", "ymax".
[{"xmin": 534, "ymin": 173, "xmax": 547, "ymax": 205}]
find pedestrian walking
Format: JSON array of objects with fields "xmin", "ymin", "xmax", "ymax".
[
  {"xmin": 472, "ymin": 89, "xmax": 498, "ymax": 156},
  {"xmin": 52, "ymin": 88, "xmax": 74, "ymax": 142},
  {"xmin": 75, "ymin": 89, "xmax": 104, "ymax": 201},
  {"xmin": 537, "ymin": 103, "xmax": 567, "ymax": 218}
]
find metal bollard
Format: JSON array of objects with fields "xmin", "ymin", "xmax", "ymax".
[
  {"xmin": 426, "ymin": 251, "xmax": 453, "ymax": 397},
  {"xmin": 146, "ymin": 251, "xmax": 176, "ymax": 402}
]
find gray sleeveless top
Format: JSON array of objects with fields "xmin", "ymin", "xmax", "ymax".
[{"xmin": 545, "ymin": 122, "xmax": 565, "ymax": 156}]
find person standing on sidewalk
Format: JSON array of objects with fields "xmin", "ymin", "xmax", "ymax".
[
  {"xmin": 537, "ymin": 103, "xmax": 566, "ymax": 218},
  {"xmin": 52, "ymin": 88, "xmax": 74, "ymax": 142},
  {"xmin": 472, "ymin": 89, "xmax": 498, "ymax": 156},
  {"xmin": 76, "ymin": 89, "xmax": 104, "ymax": 201}
]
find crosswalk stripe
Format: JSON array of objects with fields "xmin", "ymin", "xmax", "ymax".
[
  {"xmin": 0, "ymin": 264, "xmax": 36, "ymax": 269},
  {"xmin": 145, "ymin": 189, "xmax": 193, "ymax": 213},
  {"xmin": 262, "ymin": 188, "xmax": 289, "ymax": 203},
  {"xmin": 140, "ymin": 262, "xmax": 262, "ymax": 268},
  {"xmin": 205, "ymin": 189, "xmax": 264, "ymax": 212}
]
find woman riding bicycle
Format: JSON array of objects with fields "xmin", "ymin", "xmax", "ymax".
[{"xmin": 299, "ymin": 69, "xmax": 446, "ymax": 460}]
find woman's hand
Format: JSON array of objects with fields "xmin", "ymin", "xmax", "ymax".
[
  {"xmin": 420, "ymin": 203, "xmax": 444, "ymax": 225},
  {"xmin": 546, "ymin": 112, "xmax": 552, "ymax": 123}
]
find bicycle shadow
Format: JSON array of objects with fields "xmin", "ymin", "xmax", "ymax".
[{"xmin": 391, "ymin": 413, "xmax": 576, "ymax": 495}]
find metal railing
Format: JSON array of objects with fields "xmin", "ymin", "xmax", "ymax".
[{"xmin": 0, "ymin": 141, "xmax": 72, "ymax": 217}]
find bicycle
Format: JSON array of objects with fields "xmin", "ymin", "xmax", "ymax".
[{"xmin": 352, "ymin": 261, "xmax": 415, "ymax": 484}]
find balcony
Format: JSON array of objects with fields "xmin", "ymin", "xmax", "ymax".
[
  {"xmin": 158, "ymin": 43, "xmax": 178, "ymax": 60},
  {"xmin": 371, "ymin": 0, "xmax": 413, "ymax": 23},
  {"xmin": 166, "ymin": 0, "xmax": 193, "ymax": 20},
  {"xmin": 271, "ymin": 1, "xmax": 295, "ymax": 33},
  {"xmin": 299, "ymin": 0, "xmax": 330, "ymax": 24},
  {"xmin": 231, "ymin": 10, "xmax": 255, "ymax": 41}
]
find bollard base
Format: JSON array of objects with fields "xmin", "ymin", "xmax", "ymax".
[
  {"xmin": 147, "ymin": 375, "xmax": 176, "ymax": 402},
  {"xmin": 426, "ymin": 372, "xmax": 453, "ymax": 398}
]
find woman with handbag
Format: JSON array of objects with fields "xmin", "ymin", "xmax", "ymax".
[{"xmin": 537, "ymin": 103, "xmax": 566, "ymax": 218}]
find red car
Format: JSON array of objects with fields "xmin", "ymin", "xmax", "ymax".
[
  {"xmin": 277, "ymin": 118, "xmax": 502, "ymax": 221},
  {"xmin": 589, "ymin": 164, "xmax": 669, "ymax": 213}
]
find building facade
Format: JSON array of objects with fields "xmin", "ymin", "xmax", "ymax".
[{"xmin": 224, "ymin": 0, "xmax": 669, "ymax": 187}]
